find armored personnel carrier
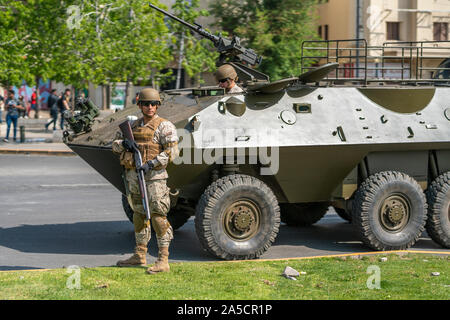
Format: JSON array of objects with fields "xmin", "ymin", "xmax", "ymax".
[{"xmin": 63, "ymin": 8, "xmax": 450, "ymax": 260}]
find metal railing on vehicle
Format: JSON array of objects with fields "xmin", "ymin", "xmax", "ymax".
[{"xmin": 300, "ymin": 39, "xmax": 450, "ymax": 86}]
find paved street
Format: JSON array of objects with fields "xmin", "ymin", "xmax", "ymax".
[{"xmin": 0, "ymin": 154, "xmax": 447, "ymax": 271}]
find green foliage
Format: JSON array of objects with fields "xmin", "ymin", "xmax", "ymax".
[
  {"xmin": 0, "ymin": 0, "xmax": 63, "ymax": 86},
  {"xmin": 0, "ymin": 0, "xmax": 318, "ymax": 88},
  {"xmin": 210, "ymin": 0, "xmax": 320, "ymax": 80},
  {"xmin": 0, "ymin": 3, "xmax": 26, "ymax": 86},
  {"xmin": 0, "ymin": 0, "xmax": 186, "ymax": 89},
  {"xmin": 170, "ymin": 0, "xmax": 218, "ymax": 86},
  {"xmin": 56, "ymin": 0, "xmax": 172, "ymax": 88}
]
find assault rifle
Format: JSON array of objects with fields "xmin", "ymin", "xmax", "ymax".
[
  {"xmin": 149, "ymin": 3, "xmax": 262, "ymax": 67},
  {"xmin": 119, "ymin": 120, "xmax": 151, "ymax": 221}
]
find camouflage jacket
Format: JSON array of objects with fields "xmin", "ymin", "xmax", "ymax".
[{"xmin": 112, "ymin": 115, "xmax": 179, "ymax": 180}]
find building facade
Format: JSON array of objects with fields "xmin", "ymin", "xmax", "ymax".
[
  {"xmin": 318, "ymin": 0, "xmax": 450, "ymax": 45},
  {"xmin": 316, "ymin": 0, "xmax": 450, "ymax": 80}
]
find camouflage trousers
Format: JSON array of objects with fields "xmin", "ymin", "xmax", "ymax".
[{"xmin": 125, "ymin": 169, "xmax": 173, "ymax": 248}]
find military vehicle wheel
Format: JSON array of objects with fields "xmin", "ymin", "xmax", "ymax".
[
  {"xmin": 280, "ymin": 203, "xmax": 329, "ymax": 226},
  {"xmin": 352, "ymin": 171, "xmax": 427, "ymax": 251},
  {"xmin": 425, "ymin": 172, "xmax": 450, "ymax": 248},
  {"xmin": 195, "ymin": 174, "xmax": 280, "ymax": 260},
  {"xmin": 121, "ymin": 194, "xmax": 191, "ymax": 230}
]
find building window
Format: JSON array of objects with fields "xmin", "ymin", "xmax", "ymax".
[
  {"xmin": 324, "ymin": 25, "xmax": 329, "ymax": 40},
  {"xmin": 434, "ymin": 22, "xmax": 448, "ymax": 41},
  {"xmin": 318, "ymin": 25, "xmax": 322, "ymax": 38},
  {"xmin": 387, "ymin": 22, "xmax": 400, "ymax": 41}
]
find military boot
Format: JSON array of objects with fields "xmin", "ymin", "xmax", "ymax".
[
  {"xmin": 146, "ymin": 247, "xmax": 170, "ymax": 274},
  {"xmin": 116, "ymin": 245, "xmax": 147, "ymax": 267}
]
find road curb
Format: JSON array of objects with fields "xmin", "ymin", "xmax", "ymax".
[
  {"xmin": 220, "ymin": 249, "xmax": 450, "ymax": 264},
  {"xmin": 0, "ymin": 148, "xmax": 75, "ymax": 156}
]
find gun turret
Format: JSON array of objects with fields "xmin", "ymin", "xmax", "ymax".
[{"xmin": 149, "ymin": 3, "xmax": 262, "ymax": 68}]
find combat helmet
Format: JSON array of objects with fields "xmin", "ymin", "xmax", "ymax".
[
  {"xmin": 138, "ymin": 88, "xmax": 161, "ymax": 102},
  {"xmin": 215, "ymin": 64, "xmax": 238, "ymax": 82}
]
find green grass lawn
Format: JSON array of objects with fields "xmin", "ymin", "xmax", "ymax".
[{"xmin": 0, "ymin": 253, "xmax": 448, "ymax": 300}]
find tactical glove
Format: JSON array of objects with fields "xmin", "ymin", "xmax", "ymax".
[
  {"xmin": 122, "ymin": 138, "xmax": 139, "ymax": 152},
  {"xmin": 138, "ymin": 161, "xmax": 155, "ymax": 174}
]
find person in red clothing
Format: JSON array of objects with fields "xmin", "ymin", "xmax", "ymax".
[{"xmin": 30, "ymin": 89, "xmax": 38, "ymax": 118}]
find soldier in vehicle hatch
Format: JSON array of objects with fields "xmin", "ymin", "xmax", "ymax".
[
  {"xmin": 215, "ymin": 64, "xmax": 243, "ymax": 94},
  {"xmin": 112, "ymin": 88, "xmax": 179, "ymax": 274}
]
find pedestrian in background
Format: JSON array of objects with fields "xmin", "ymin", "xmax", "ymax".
[
  {"xmin": 132, "ymin": 92, "xmax": 139, "ymax": 105},
  {"xmin": 18, "ymin": 96, "xmax": 26, "ymax": 118},
  {"xmin": 57, "ymin": 89, "xmax": 71, "ymax": 130},
  {"xmin": 0, "ymin": 94, "xmax": 4, "ymax": 124},
  {"xmin": 30, "ymin": 88, "xmax": 39, "ymax": 119},
  {"xmin": 45, "ymin": 89, "xmax": 59, "ymax": 131},
  {"xmin": 3, "ymin": 90, "xmax": 24, "ymax": 142}
]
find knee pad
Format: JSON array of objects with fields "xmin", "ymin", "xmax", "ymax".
[
  {"xmin": 133, "ymin": 212, "xmax": 150, "ymax": 233},
  {"xmin": 151, "ymin": 214, "xmax": 172, "ymax": 238}
]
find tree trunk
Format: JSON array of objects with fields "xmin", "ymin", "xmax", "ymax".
[
  {"xmin": 124, "ymin": 78, "xmax": 133, "ymax": 109},
  {"xmin": 102, "ymin": 85, "xmax": 108, "ymax": 110},
  {"xmin": 176, "ymin": 33, "xmax": 185, "ymax": 89},
  {"xmin": 71, "ymin": 86, "xmax": 76, "ymax": 110}
]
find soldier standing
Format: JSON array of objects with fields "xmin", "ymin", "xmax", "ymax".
[
  {"xmin": 112, "ymin": 88, "xmax": 179, "ymax": 274},
  {"xmin": 215, "ymin": 64, "xmax": 243, "ymax": 94}
]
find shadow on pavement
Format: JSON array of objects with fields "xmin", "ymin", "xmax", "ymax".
[
  {"xmin": 0, "ymin": 220, "xmax": 213, "ymax": 263},
  {"xmin": 0, "ymin": 214, "xmax": 445, "ymax": 270},
  {"xmin": 0, "ymin": 266, "xmax": 45, "ymax": 271}
]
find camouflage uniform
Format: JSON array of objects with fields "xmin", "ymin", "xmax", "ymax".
[
  {"xmin": 228, "ymin": 84, "xmax": 244, "ymax": 94},
  {"xmin": 113, "ymin": 115, "xmax": 178, "ymax": 271}
]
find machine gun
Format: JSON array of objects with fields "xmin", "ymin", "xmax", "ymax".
[
  {"xmin": 63, "ymin": 97, "xmax": 100, "ymax": 135},
  {"xmin": 149, "ymin": 3, "xmax": 263, "ymax": 69}
]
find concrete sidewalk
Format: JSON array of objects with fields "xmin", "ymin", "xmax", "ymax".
[
  {"xmin": 0, "ymin": 142, "xmax": 75, "ymax": 156},
  {"xmin": 0, "ymin": 109, "xmax": 114, "ymax": 156},
  {"xmin": 0, "ymin": 111, "xmax": 74, "ymax": 156}
]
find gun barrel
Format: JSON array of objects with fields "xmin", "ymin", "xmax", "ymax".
[{"xmin": 149, "ymin": 3, "xmax": 219, "ymax": 44}]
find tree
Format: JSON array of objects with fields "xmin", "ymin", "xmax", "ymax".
[
  {"xmin": 0, "ymin": 0, "xmax": 216, "ymax": 111},
  {"xmin": 0, "ymin": 2, "xmax": 28, "ymax": 87},
  {"xmin": 58, "ymin": 0, "xmax": 173, "ymax": 108},
  {"xmin": 170, "ymin": 0, "xmax": 218, "ymax": 87},
  {"xmin": 0, "ymin": 0, "xmax": 71, "ymax": 115},
  {"xmin": 210, "ymin": 0, "xmax": 319, "ymax": 80}
]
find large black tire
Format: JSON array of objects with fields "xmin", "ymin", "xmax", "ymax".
[
  {"xmin": 121, "ymin": 194, "xmax": 191, "ymax": 230},
  {"xmin": 280, "ymin": 203, "xmax": 329, "ymax": 226},
  {"xmin": 352, "ymin": 171, "xmax": 427, "ymax": 251},
  {"xmin": 195, "ymin": 174, "xmax": 280, "ymax": 260},
  {"xmin": 426, "ymin": 172, "xmax": 450, "ymax": 248}
]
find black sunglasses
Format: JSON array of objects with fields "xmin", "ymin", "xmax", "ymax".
[
  {"xmin": 139, "ymin": 100, "xmax": 161, "ymax": 107},
  {"xmin": 218, "ymin": 78, "xmax": 230, "ymax": 83}
]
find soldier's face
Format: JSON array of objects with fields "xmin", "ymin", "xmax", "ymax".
[
  {"xmin": 140, "ymin": 103, "xmax": 158, "ymax": 118},
  {"xmin": 218, "ymin": 78, "xmax": 233, "ymax": 89}
]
